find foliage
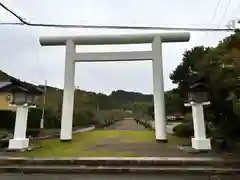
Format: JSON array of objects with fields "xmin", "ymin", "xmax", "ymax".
[
  {"xmin": 134, "ymin": 118, "xmax": 153, "ymax": 130},
  {"xmin": 0, "ymin": 108, "xmax": 59, "ymax": 137},
  {"xmin": 147, "ymin": 89, "xmax": 185, "ymax": 119},
  {"xmin": 0, "ymin": 110, "xmax": 15, "ymax": 130},
  {"xmin": 173, "ymin": 113, "xmax": 193, "ymax": 137},
  {"xmin": 173, "ymin": 123, "xmax": 193, "ymax": 137},
  {"xmin": 171, "ymin": 30, "xmax": 240, "ymax": 141},
  {"xmin": 183, "ymin": 113, "xmax": 193, "ymax": 122},
  {"xmin": 165, "ymin": 89, "xmax": 186, "ymax": 115},
  {"xmin": 73, "ymin": 110, "xmax": 96, "ymax": 127},
  {"xmin": 36, "ymin": 87, "xmax": 155, "ymax": 126},
  {"xmin": 147, "ymin": 106, "xmax": 154, "ymax": 119}
]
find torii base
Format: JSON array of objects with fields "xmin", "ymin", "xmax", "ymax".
[
  {"xmin": 60, "ymin": 139, "xmax": 72, "ymax": 142},
  {"xmin": 8, "ymin": 138, "xmax": 29, "ymax": 150},
  {"xmin": 156, "ymin": 139, "xmax": 168, "ymax": 143}
]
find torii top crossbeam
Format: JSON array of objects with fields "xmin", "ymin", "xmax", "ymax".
[{"xmin": 39, "ymin": 32, "xmax": 190, "ymax": 46}]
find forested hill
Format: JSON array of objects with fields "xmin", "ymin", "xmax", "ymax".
[
  {"xmin": 37, "ymin": 86, "xmax": 153, "ymax": 112},
  {"xmin": 36, "ymin": 85, "xmax": 181, "ymax": 117},
  {"xmin": 0, "ymin": 69, "xmax": 181, "ymax": 116}
]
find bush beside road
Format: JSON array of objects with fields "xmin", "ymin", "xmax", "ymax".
[{"xmin": 135, "ymin": 119, "xmax": 181, "ymax": 134}]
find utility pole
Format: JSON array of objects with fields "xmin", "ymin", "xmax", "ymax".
[
  {"xmin": 95, "ymin": 95, "xmax": 99, "ymax": 118},
  {"xmin": 39, "ymin": 80, "xmax": 47, "ymax": 137},
  {"xmin": 226, "ymin": 20, "xmax": 240, "ymax": 30},
  {"xmin": 96, "ymin": 99, "xmax": 100, "ymax": 119}
]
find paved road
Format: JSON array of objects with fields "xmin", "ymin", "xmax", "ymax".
[
  {"xmin": 105, "ymin": 118, "xmax": 145, "ymax": 130},
  {"xmin": 0, "ymin": 173, "xmax": 238, "ymax": 180}
]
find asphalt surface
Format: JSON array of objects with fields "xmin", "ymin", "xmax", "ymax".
[{"xmin": 0, "ymin": 173, "xmax": 239, "ymax": 180}]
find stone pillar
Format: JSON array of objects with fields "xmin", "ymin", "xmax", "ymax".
[
  {"xmin": 185, "ymin": 102, "xmax": 211, "ymax": 150},
  {"xmin": 152, "ymin": 36, "xmax": 167, "ymax": 141},
  {"xmin": 9, "ymin": 106, "xmax": 29, "ymax": 150},
  {"xmin": 60, "ymin": 39, "xmax": 76, "ymax": 141}
]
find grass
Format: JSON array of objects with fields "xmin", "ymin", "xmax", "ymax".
[{"xmin": 20, "ymin": 130, "xmax": 187, "ymax": 157}]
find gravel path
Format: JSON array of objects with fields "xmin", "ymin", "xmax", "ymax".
[
  {"xmin": 104, "ymin": 118, "xmax": 145, "ymax": 130},
  {"xmin": 91, "ymin": 119, "xmax": 193, "ymax": 157}
]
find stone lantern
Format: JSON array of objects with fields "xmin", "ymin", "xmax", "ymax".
[
  {"xmin": 9, "ymin": 90, "xmax": 37, "ymax": 106},
  {"xmin": 8, "ymin": 84, "xmax": 43, "ymax": 151},
  {"xmin": 188, "ymin": 82, "xmax": 208, "ymax": 103},
  {"xmin": 184, "ymin": 74, "xmax": 211, "ymax": 150}
]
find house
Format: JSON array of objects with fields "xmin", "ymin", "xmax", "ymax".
[{"xmin": 0, "ymin": 70, "xmax": 43, "ymax": 111}]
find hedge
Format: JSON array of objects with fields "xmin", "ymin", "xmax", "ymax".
[
  {"xmin": 0, "ymin": 108, "xmax": 60, "ymax": 130},
  {"xmin": 173, "ymin": 123, "xmax": 193, "ymax": 137},
  {"xmin": 135, "ymin": 118, "xmax": 153, "ymax": 130}
]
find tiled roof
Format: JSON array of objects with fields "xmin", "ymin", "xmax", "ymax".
[
  {"xmin": 0, "ymin": 70, "xmax": 43, "ymax": 94},
  {"xmin": 0, "ymin": 81, "xmax": 11, "ymax": 89},
  {"xmin": 0, "ymin": 70, "xmax": 16, "ymax": 81}
]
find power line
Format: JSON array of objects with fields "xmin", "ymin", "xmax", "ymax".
[
  {"xmin": 233, "ymin": 3, "xmax": 240, "ymax": 18},
  {"xmin": 202, "ymin": 0, "xmax": 222, "ymax": 45},
  {"xmin": 0, "ymin": 21, "xmax": 235, "ymax": 32},
  {"xmin": 209, "ymin": 0, "xmax": 221, "ymax": 24},
  {"xmin": 217, "ymin": 0, "xmax": 232, "ymax": 26},
  {"xmin": 0, "ymin": 22, "xmax": 22, "ymax": 25},
  {"xmin": 0, "ymin": 1, "xmax": 235, "ymax": 32}
]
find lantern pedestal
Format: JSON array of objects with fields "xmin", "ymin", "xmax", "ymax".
[
  {"xmin": 191, "ymin": 138, "xmax": 211, "ymax": 150},
  {"xmin": 184, "ymin": 101, "xmax": 211, "ymax": 150},
  {"xmin": 8, "ymin": 105, "xmax": 32, "ymax": 150}
]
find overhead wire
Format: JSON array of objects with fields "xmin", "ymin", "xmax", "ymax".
[
  {"xmin": 217, "ymin": 0, "xmax": 232, "ymax": 27},
  {"xmin": 197, "ymin": 0, "xmax": 222, "ymax": 46},
  {"xmin": 233, "ymin": 3, "xmax": 240, "ymax": 19},
  {"xmin": 209, "ymin": 0, "xmax": 222, "ymax": 24},
  {"xmin": 0, "ymin": 1, "xmax": 235, "ymax": 32},
  {"xmin": 225, "ymin": 2, "xmax": 240, "ymax": 29}
]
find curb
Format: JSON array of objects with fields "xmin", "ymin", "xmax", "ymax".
[
  {"xmin": 72, "ymin": 126, "xmax": 95, "ymax": 134},
  {"xmin": 0, "ymin": 157, "xmax": 239, "ymax": 174},
  {"xmin": 32, "ymin": 126, "xmax": 95, "ymax": 140},
  {"xmin": 0, "ymin": 157, "xmax": 239, "ymax": 166},
  {"xmin": 0, "ymin": 165, "xmax": 239, "ymax": 174}
]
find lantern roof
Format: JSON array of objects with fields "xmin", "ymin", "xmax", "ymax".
[
  {"xmin": 185, "ymin": 72, "xmax": 209, "ymax": 92},
  {"xmin": 186, "ymin": 72, "xmax": 206, "ymax": 84},
  {"xmin": 189, "ymin": 82, "xmax": 208, "ymax": 92}
]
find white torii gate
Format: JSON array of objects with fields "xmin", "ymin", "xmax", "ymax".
[{"xmin": 39, "ymin": 33, "xmax": 190, "ymax": 142}]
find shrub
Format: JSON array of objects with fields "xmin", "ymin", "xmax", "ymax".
[
  {"xmin": 73, "ymin": 110, "xmax": 96, "ymax": 127},
  {"xmin": 137, "ymin": 119, "xmax": 153, "ymax": 130},
  {"xmin": 0, "ymin": 110, "xmax": 15, "ymax": 130},
  {"xmin": 44, "ymin": 108, "xmax": 61, "ymax": 128},
  {"xmin": 184, "ymin": 113, "xmax": 193, "ymax": 122},
  {"xmin": 173, "ymin": 112, "xmax": 211, "ymax": 138},
  {"xmin": 173, "ymin": 123, "xmax": 193, "ymax": 137},
  {"xmin": 172, "ymin": 112, "xmax": 194, "ymax": 137},
  {"xmin": 28, "ymin": 108, "xmax": 60, "ymax": 129},
  {"xmin": 27, "ymin": 108, "xmax": 42, "ymax": 129},
  {"xmin": 0, "ymin": 108, "xmax": 60, "ymax": 130}
]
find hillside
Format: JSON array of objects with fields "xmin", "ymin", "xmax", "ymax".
[
  {"xmin": 0, "ymin": 70, "xmax": 183, "ymax": 128},
  {"xmin": 37, "ymin": 86, "xmax": 153, "ymax": 113}
]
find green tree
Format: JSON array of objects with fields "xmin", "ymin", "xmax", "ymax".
[{"xmin": 171, "ymin": 30, "xmax": 240, "ymax": 141}]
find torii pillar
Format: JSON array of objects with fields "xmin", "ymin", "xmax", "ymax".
[{"xmin": 39, "ymin": 32, "xmax": 190, "ymax": 142}]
